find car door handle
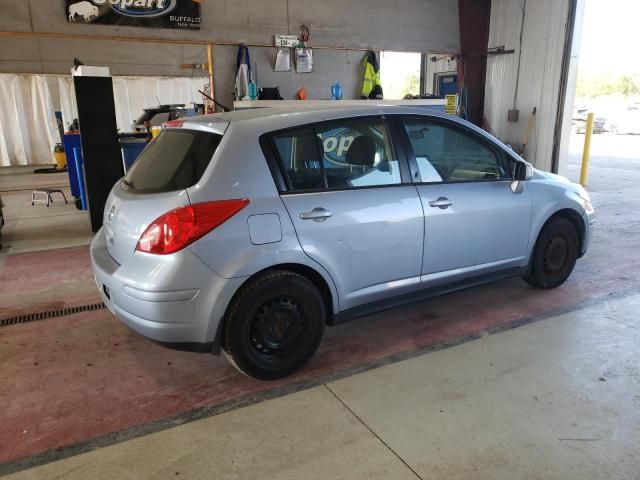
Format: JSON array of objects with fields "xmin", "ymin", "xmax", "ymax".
[
  {"xmin": 300, "ymin": 207, "xmax": 333, "ymax": 222},
  {"xmin": 429, "ymin": 197, "xmax": 453, "ymax": 209}
]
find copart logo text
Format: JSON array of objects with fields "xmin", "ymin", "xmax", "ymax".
[{"xmin": 92, "ymin": 0, "xmax": 178, "ymax": 17}]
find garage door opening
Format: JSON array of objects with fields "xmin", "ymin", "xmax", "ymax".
[{"xmin": 565, "ymin": 0, "xmax": 640, "ymax": 190}]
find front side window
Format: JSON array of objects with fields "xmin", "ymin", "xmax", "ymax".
[
  {"xmin": 271, "ymin": 117, "xmax": 402, "ymax": 192},
  {"xmin": 402, "ymin": 118, "xmax": 507, "ymax": 183}
]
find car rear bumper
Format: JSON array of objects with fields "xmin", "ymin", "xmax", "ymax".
[{"xmin": 90, "ymin": 228, "xmax": 245, "ymax": 350}]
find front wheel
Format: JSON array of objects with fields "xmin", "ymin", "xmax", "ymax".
[
  {"xmin": 523, "ymin": 217, "xmax": 579, "ymax": 289},
  {"xmin": 222, "ymin": 270, "xmax": 326, "ymax": 380}
]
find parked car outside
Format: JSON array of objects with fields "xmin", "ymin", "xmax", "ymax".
[
  {"xmin": 607, "ymin": 106, "xmax": 640, "ymax": 135},
  {"xmin": 572, "ymin": 107, "xmax": 606, "ymax": 134},
  {"xmin": 131, "ymin": 104, "xmax": 188, "ymax": 133},
  {"xmin": 572, "ymin": 117, "xmax": 606, "ymax": 134},
  {"xmin": 91, "ymin": 106, "xmax": 594, "ymax": 379}
]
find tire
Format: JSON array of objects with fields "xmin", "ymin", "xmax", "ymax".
[
  {"xmin": 222, "ymin": 270, "xmax": 326, "ymax": 380},
  {"xmin": 523, "ymin": 217, "xmax": 579, "ymax": 289}
]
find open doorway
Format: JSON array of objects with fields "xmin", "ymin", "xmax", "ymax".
[
  {"xmin": 566, "ymin": 0, "xmax": 640, "ymax": 191},
  {"xmin": 379, "ymin": 51, "xmax": 422, "ymax": 99}
]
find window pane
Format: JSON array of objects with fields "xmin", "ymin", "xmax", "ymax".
[
  {"xmin": 316, "ymin": 118, "xmax": 401, "ymax": 189},
  {"xmin": 402, "ymin": 118, "xmax": 506, "ymax": 182},
  {"xmin": 124, "ymin": 129, "xmax": 221, "ymax": 194},
  {"xmin": 380, "ymin": 51, "xmax": 422, "ymax": 99},
  {"xmin": 272, "ymin": 129, "xmax": 324, "ymax": 191},
  {"xmin": 149, "ymin": 112, "xmax": 170, "ymax": 126}
]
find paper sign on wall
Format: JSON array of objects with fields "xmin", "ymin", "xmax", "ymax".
[
  {"xmin": 445, "ymin": 94, "xmax": 458, "ymax": 115},
  {"xmin": 275, "ymin": 35, "xmax": 301, "ymax": 48}
]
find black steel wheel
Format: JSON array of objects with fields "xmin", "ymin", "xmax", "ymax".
[
  {"xmin": 223, "ymin": 270, "xmax": 325, "ymax": 380},
  {"xmin": 523, "ymin": 217, "xmax": 579, "ymax": 289}
]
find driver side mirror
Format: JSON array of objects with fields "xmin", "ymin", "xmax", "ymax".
[
  {"xmin": 513, "ymin": 161, "xmax": 533, "ymax": 181},
  {"xmin": 511, "ymin": 161, "xmax": 533, "ymax": 194}
]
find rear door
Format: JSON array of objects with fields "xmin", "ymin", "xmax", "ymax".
[
  {"xmin": 267, "ymin": 116, "xmax": 424, "ymax": 311},
  {"xmin": 397, "ymin": 115, "xmax": 533, "ymax": 287}
]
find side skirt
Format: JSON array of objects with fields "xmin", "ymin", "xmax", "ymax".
[{"xmin": 329, "ymin": 267, "xmax": 527, "ymax": 326}]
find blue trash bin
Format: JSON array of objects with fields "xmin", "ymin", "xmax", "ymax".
[{"xmin": 119, "ymin": 137, "xmax": 148, "ymax": 173}]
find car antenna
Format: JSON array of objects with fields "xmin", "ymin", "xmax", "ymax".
[{"xmin": 198, "ymin": 90, "xmax": 231, "ymax": 113}]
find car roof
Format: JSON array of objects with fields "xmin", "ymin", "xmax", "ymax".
[
  {"xmin": 188, "ymin": 104, "xmax": 464, "ymax": 123},
  {"xmin": 179, "ymin": 105, "xmax": 520, "ymax": 163}
]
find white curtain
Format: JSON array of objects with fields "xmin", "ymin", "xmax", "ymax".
[
  {"xmin": 57, "ymin": 76, "xmax": 78, "ymax": 132},
  {"xmin": 0, "ymin": 75, "xmax": 59, "ymax": 166},
  {"xmin": 0, "ymin": 74, "xmax": 207, "ymax": 167},
  {"xmin": 58, "ymin": 75, "xmax": 207, "ymax": 133}
]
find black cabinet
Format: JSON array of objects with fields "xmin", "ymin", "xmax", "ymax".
[{"xmin": 74, "ymin": 76, "xmax": 123, "ymax": 233}]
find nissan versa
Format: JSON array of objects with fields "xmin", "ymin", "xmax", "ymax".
[{"xmin": 90, "ymin": 106, "xmax": 594, "ymax": 380}]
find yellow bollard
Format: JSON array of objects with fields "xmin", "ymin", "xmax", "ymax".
[{"xmin": 579, "ymin": 112, "xmax": 595, "ymax": 186}]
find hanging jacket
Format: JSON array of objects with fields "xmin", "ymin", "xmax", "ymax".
[
  {"xmin": 361, "ymin": 51, "xmax": 383, "ymax": 100},
  {"xmin": 235, "ymin": 44, "xmax": 253, "ymax": 100}
]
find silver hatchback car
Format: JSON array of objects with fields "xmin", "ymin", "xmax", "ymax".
[{"xmin": 91, "ymin": 106, "xmax": 594, "ymax": 379}]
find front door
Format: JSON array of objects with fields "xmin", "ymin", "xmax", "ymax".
[
  {"xmin": 271, "ymin": 116, "xmax": 424, "ymax": 311},
  {"xmin": 398, "ymin": 116, "xmax": 533, "ymax": 287}
]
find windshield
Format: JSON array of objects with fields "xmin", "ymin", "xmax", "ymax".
[{"xmin": 122, "ymin": 129, "xmax": 222, "ymax": 194}]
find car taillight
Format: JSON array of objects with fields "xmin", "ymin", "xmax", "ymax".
[
  {"xmin": 136, "ymin": 199, "xmax": 250, "ymax": 255},
  {"xmin": 164, "ymin": 119, "xmax": 184, "ymax": 128}
]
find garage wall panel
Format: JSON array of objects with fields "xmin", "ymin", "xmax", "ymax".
[
  {"xmin": 485, "ymin": 0, "xmax": 570, "ymax": 172},
  {"xmin": 0, "ymin": 0, "xmax": 31, "ymax": 32},
  {"xmin": 0, "ymin": 0, "xmax": 461, "ymax": 107},
  {"xmin": 25, "ymin": 0, "xmax": 289, "ymax": 46},
  {"xmin": 287, "ymin": 0, "xmax": 459, "ymax": 52},
  {"xmin": 213, "ymin": 45, "xmax": 364, "ymax": 107},
  {"xmin": 18, "ymin": 0, "xmax": 458, "ymax": 52}
]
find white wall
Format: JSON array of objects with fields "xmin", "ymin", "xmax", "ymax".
[{"xmin": 484, "ymin": 0, "xmax": 572, "ymax": 172}]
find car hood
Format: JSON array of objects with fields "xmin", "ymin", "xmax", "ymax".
[
  {"xmin": 532, "ymin": 168, "xmax": 571, "ymax": 184},
  {"xmin": 532, "ymin": 168, "xmax": 590, "ymax": 200}
]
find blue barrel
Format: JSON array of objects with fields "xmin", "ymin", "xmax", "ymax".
[{"xmin": 119, "ymin": 138, "xmax": 148, "ymax": 173}]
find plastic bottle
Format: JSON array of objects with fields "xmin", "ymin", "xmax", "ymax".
[
  {"xmin": 331, "ymin": 81, "xmax": 343, "ymax": 100},
  {"xmin": 248, "ymin": 82, "xmax": 258, "ymax": 100}
]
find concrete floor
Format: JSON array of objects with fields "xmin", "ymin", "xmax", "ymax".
[
  {"xmin": 6, "ymin": 293, "xmax": 640, "ymax": 480},
  {"xmin": 1, "ymin": 133, "xmax": 639, "ymax": 478},
  {"xmin": 0, "ymin": 167, "xmax": 93, "ymax": 256}
]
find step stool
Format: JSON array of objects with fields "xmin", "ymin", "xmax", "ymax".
[{"xmin": 31, "ymin": 189, "xmax": 68, "ymax": 207}]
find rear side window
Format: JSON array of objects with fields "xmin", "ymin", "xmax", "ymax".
[
  {"xmin": 272, "ymin": 129, "xmax": 325, "ymax": 191},
  {"xmin": 270, "ymin": 117, "xmax": 402, "ymax": 192},
  {"xmin": 123, "ymin": 129, "xmax": 222, "ymax": 194}
]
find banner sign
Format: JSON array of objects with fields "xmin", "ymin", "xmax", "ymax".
[{"xmin": 66, "ymin": 0, "xmax": 202, "ymax": 30}]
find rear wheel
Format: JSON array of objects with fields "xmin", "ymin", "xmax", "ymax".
[
  {"xmin": 523, "ymin": 217, "xmax": 579, "ymax": 289},
  {"xmin": 222, "ymin": 270, "xmax": 325, "ymax": 380}
]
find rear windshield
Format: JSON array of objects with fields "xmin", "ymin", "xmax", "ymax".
[{"xmin": 122, "ymin": 129, "xmax": 222, "ymax": 194}]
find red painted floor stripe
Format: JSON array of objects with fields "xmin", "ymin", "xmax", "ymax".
[{"xmin": 0, "ymin": 246, "xmax": 100, "ymax": 320}]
